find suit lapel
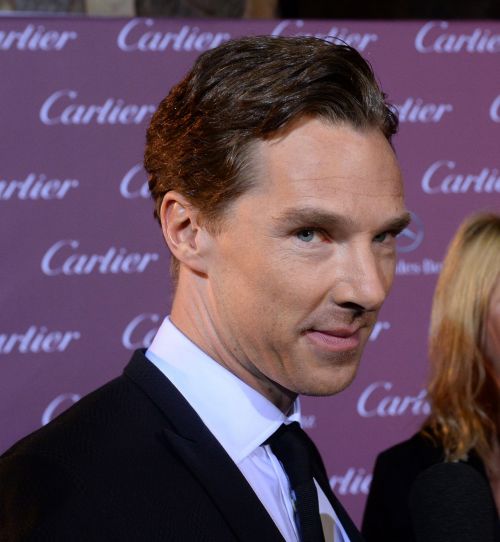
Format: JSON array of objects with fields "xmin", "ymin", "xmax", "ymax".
[
  {"xmin": 124, "ymin": 351, "xmax": 284, "ymax": 542},
  {"xmin": 305, "ymin": 432, "xmax": 365, "ymax": 542},
  {"xmin": 317, "ymin": 477, "xmax": 364, "ymax": 542}
]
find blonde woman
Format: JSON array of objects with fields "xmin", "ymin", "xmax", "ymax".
[{"xmin": 362, "ymin": 212, "xmax": 500, "ymax": 542}]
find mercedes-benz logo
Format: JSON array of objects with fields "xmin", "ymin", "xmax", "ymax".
[{"xmin": 397, "ymin": 211, "xmax": 424, "ymax": 253}]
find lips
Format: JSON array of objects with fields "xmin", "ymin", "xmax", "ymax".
[{"xmin": 305, "ymin": 327, "xmax": 361, "ymax": 352}]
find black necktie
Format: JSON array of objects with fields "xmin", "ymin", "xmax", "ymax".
[{"xmin": 265, "ymin": 422, "xmax": 326, "ymax": 542}]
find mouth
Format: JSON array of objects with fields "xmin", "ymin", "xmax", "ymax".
[{"xmin": 304, "ymin": 326, "xmax": 362, "ymax": 352}]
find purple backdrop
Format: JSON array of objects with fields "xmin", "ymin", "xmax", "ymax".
[{"xmin": 1, "ymin": 15, "xmax": 499, "ymax": 526}]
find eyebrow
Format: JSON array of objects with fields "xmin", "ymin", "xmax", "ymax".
[{"xmin": 273, "ymin": 207, "xmax": 412, "ymax": 233}]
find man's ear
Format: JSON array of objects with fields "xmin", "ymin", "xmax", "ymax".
[{"xmin": 159, "ymin": 191, "xmax": 210, "ymax": 274}]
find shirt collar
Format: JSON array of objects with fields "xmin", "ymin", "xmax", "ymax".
[{"xmin": 145, "ymin": 317, "xmax": 301, "ymax": 464}]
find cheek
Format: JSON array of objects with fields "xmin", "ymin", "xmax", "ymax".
[
  {"xmin": 223, "ymin": 243, "xmax": 295, "ymax": 296},
  {"xmin": 216, "ymin": 259, "xmax": 319, "ymax": 341},
  {"xmin": 212, "ymin": 254, "xmax": 280, "ymax": 323},
  {"xmin": 383, "ymin": 257, "xmax": 397, "ymax": 289},
  {"xmin": 380, "ymin": 245, "xmax": 397, "ymax": 270}
]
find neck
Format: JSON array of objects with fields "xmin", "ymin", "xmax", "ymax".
[{"xmin": 170, "ymin": 272, "xmax": 296, "ymax": 414}]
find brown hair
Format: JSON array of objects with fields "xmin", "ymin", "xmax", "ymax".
[
  {"xmin": 424, "ymin": 212, "xmax": 500, "ymax": 464},
  {"xmin": 144, "ymin": 35, "xmax": 398, "ymax": 273}
]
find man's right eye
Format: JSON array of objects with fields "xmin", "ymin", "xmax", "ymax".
[{"xmin": 296, "ymin": 229, "xmax": 316, "ymax": 243}]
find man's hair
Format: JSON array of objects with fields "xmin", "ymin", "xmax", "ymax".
[
  {"xmin": 144, "ymin": 35, "xmax": 398, "ymax": 274},
  {"xmin": 423, "ymin": 212, "xmax": 500, "ymax": 464}
]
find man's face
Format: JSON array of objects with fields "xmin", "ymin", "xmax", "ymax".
[{"xmin": 198, "ymin": 118, "xmax": 408, "ymax": 409}]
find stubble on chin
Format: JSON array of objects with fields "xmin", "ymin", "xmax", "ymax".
[{"xmin": 287, "ymin": 350, "xmax": 362, "ymax": 398}]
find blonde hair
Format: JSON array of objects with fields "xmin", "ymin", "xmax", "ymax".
[{"xmin": 424, "ymin": 212, "xmax": 500, "ymax": 463}]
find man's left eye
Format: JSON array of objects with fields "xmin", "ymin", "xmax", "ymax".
[
  {"xmin": 373, "ymin": 232, "xmax": 389, "ymax": 243},
  {"xmin": 296, "ymin": 229, "xmax": 316, "ymax": 242}
]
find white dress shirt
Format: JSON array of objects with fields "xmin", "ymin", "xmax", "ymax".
[{"xmin": 146, "ymin": 316, "xmax": 350, "ymax": 542}]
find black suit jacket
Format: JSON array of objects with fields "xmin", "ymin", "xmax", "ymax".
[
  {"xmin": 361, "ymin": 431, "xmax": 499, "ymax": 542},
  {"xmin": 0, "ymin": 350, "xmax": 362, "ymax": 541}
]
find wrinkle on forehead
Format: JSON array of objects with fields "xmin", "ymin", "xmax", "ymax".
[
  {"xmin": 285, "ymin": 174, "xmax": 405, "ymax": 198},
  {"xmin": 246, "ymin": 119, "xmax": 404, "ymax": 202}
]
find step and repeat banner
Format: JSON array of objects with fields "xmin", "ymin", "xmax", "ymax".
[{"xmin": 1, "ymin": 16, "xmax": 499, "ymax": 525}]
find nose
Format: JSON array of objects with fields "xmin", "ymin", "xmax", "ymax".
[{"xmin": 333, "ymin": 244, "xmax": 392, "ymax": 313}]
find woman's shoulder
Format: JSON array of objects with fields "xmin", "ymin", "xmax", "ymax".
[{"xmin": 375, "ymin": 430, "xmax": 445, "ymax": 472}]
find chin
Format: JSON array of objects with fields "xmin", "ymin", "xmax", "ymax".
[{"xmin": 294, "ymin": 363, "xmax": 359, "ymax": 397}]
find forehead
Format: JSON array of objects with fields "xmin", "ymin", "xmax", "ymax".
[
  {"xmin": 232, "ymin": 118, "xmax": 405, "ymax": 230},
  {"xmin": 254, "ymin": 119, "xmax": 403, "ymax": 199}
]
